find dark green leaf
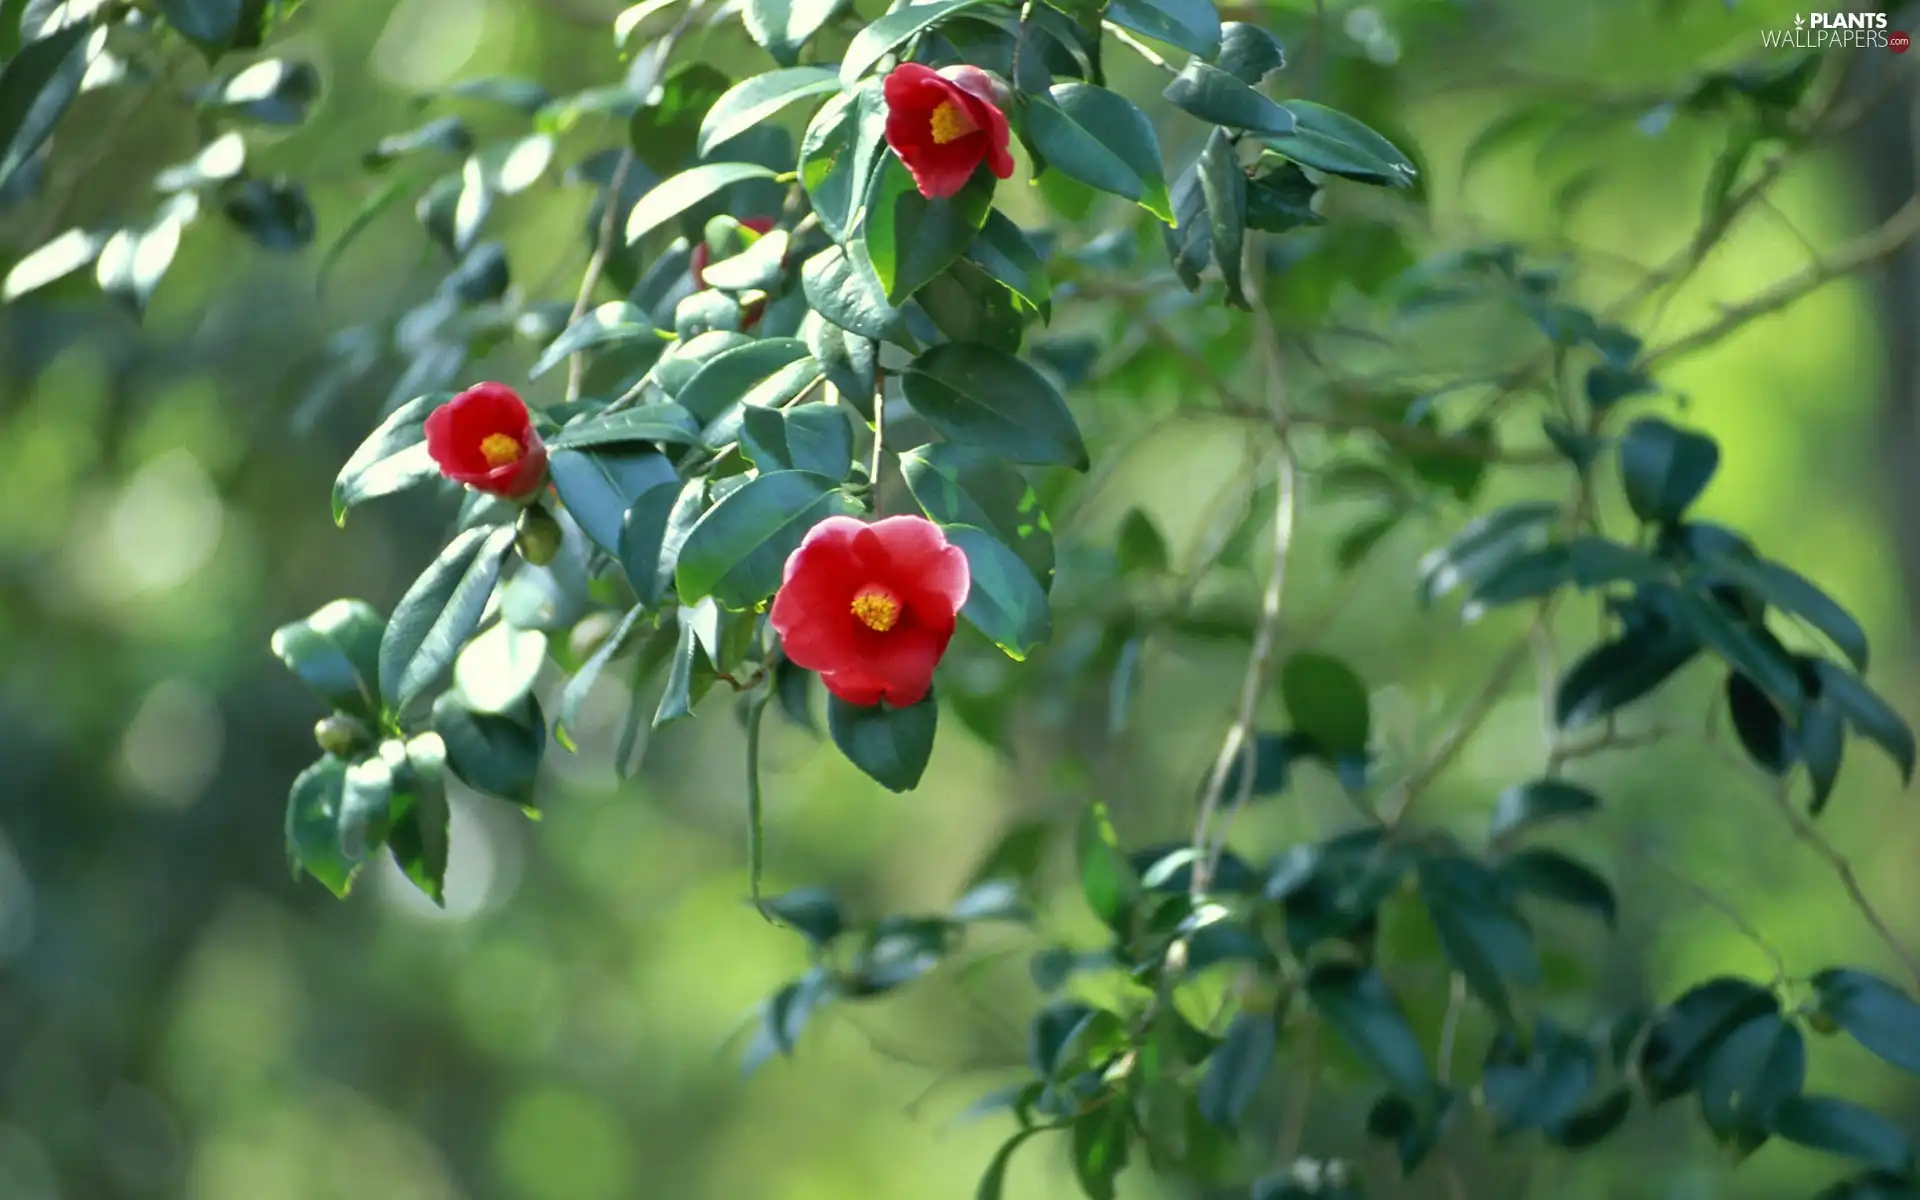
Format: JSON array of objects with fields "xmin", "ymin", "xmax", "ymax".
[
  {"xmin": 1245, "ymin": 158, "xmax": 1320, "ymax": 233},
  {"xmin": 364, "ymin": 115, "xmax": 472, "ymax": 167},
  {"xmin": 1418, "ymin": 853, "xmax": 1541, "ymax": 1024},
  {"xmin": 433, "ymin": 691, "xmax": 543, "ymax": 807},
  {"xmin": 385, "ymin": 733, "xmax": 452, "ymax": 904},
  {"xmin": 802, "ymin": 310, "xmax": 877, "ymax": 402},
  {"xmin": 553, "ymin": 604, "xmax": 650, "ymax": 751},
  {"xmin": 1464, "ymin": 537, "xmax": 1664, "ymax": 614},
  {"xmin": 901, "ymin": 341, "xmax": 1088, "ymax": 469},
  {"xmin": 1077, "ymin": 801, "xmax": 1140, "ymax": 936},
  {"xmin": 1704, "ymin": 555, "xmax": 1869, "ymax": 672},
  {"xmin": 1417, "ymin": 501, "xmax": 1561, "ymax": 605},
  {"xmin": 1163, "ymin": 59, "xmax": 1293, "ymax": 134},
  {"xmin": 377, "ymin": 526, "xmax": 517, "ymax": 718},
  {"xmin": 799, "ymin": 78, "xmax": 887, "ymax": 244},
  {"xmin": 1816, "ymin": 1173, "xmax": 1920, "ymax": 1200},
  {"xmin": 866, "ymin": 155, "xmax": 994, "ymax": 303},
  {"xmin": 701, "ymin": 67, "xmax": 841, "ymax": 156},
  {"xmin": 629, "ymin": 63, "xmax": 731, "ymax": 174},
  {"xmin": 918, "ymin": 258, "xmax": 1027, "ymax": 353},
  {"xmin": 221, "ymin": 178, "xmax": 316, "ymax": 251},
  {"xmin": 839, "ymin": 0, "xmax": 998, "ymax": 84},
  {"xmin": 1662, "ymin": 584, "xmax": 1801, "ymax": 711},
  {"xmin": 966, "ymin": 209, "xmax": 1052, "ymax": 316},
  {"xmin": 1489, "ymin": 778, "xmax": 1599, "ymax": 843},
  {"xmin": 285, "ymin": 756, "xmax": 357, "ymax": 897},
  {"xmin": 976, "ymin": 1127, "xmax": 1050, "ymax": 1200},
  {"xmin": 1728, "ymin": 670, "xmax": 1795, "ymax": 775},
  {"xmin": 0, "ymin": 20, "xmax": 90, "ymax": 192},
  {"xmin": 618, "ymin": 480, "xmax": 698, "ymax": 608},
  {"xmin": 1069, "ymin": 1105, "xmax": 1128, "ymax": 1200},
  {"xmin": 1803, "ymin": 686, "xmax": 1847, "ymax": 814},
  {"xmin": 943, "ymin": 524, "xmax": 1051, "ymax": 659},
  {"xmin": 201, "ymin": 58, "xmax": 321, "ymax": 125},
  {"xmin": 1554, "ymin": 621, "xmax": 1698, "ymax": 730},
  {"xmin": 1547, "ymin": 1087, "xmax": 1632, "ymax": 1150},
  {"xmin": 760, "ymin": 885, "xmax": 845, "ymax": 946},
  {"xmin": 624, "ymin": 162, "xmax": 778, "ymax": 244},
  {"xmin": 1104, "ymin": 0, "xmax": 1219, "ymax": 58},
  {"xmin": 675, "ymin": 470, "xmax": 861, "ymax": 608},
  {"xmin": 900, "ymin": 443, "xmax": 1053, "ymax": 583},
  {"xmin": 1773, "ymin": 1095, "xmax": 1915, "ymax": 1176},
  {"xmin": 801, "ymin": 243, "xmax": 905, "ymax": 340},
  {"xmin": 529, "ymin": 302, "xmax": 660, "ymax": 380},
  {"xmin": 1265, "ymin": 100, "xmax": 1416, "ymax": 187},
  {"xmin": 1279, "ymin": 651, "xmax": 1369, "ymax": 757},
  {"xmin": 269, "ymin": 598, "xmax": 386, "ymax": 722},
  {"xmin": 548, "ymin": 404, "xmax": 704, "ymax": 452},
  {"xmin": 1115, "ymin": 507, "xmax": 1168, "ymax": 574},
  {"xmin": 1812, "ymin": 969, "xmax": 1920, "ymax": 1077},
  {"xmin": 1197, "ymin": 1011, "xmax": 1275, "ymax": 1129},
  {"xmin": 827, "ymin": 689, "xmax": 938, "ymax": 792},
  {"xmin": 1306, "ymin": 962, "xmax": 1434, "ymax": 1102},
  {"xmin": 741, "ymin": 402, "xmax": 854, "ymax": 479},
  {"xmin": 1026, "ymin": 83, "xmax": 1173, "ymax": 223},
  {"xmin": 1699, "ymin": 1013, "xmax": 1804, "ymax": 1156},
  {"xmin": 1195, "ymin": 127, "xmax": 1246, "ymax": 306},
  {"xmin": 547, "ymin": 446, "xmax": 678, "ymax": 557},
  {"xmin": 1811, "ymin": 660, "xmax": 1915, "ymax": 783},
  {"xmin": 1499, "ymin": 847, "xmax": 1616, "ymax": 928},
  {"xmin": 1619, "ymin": 417, "xmax": 1719, "ymax": 525},
  {"xmin": 1221, "ymin": 731, "xmax": 1303, "ymax": 799},
  {"xmin": 743, "ymin": 0, "xmax": 850, "ymax": 65},
  {"xmin": 1217, "ymin": 22, "xmax": 1284, "ymax": 84},
  {"xmin": 1640, "ymin": 977, "xmax": 1777, "ymax": 1104}
]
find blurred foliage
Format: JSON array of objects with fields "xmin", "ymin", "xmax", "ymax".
[{"xmin": 6, "ymin": 0, "xmax": 1920, "ymax": 1198}]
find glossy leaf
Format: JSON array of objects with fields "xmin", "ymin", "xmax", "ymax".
[
  {"xmin": 828, "ymin": 689, "xmax": 938, "ymax": 792},
  {"xmin": 1307, "ymin": 962, "xmax": 1433, "ymax": 1102},
  {"xmin": 675, "ymin": 470, "xmax": 860, "ymax": 608},
  {"xmin": 865, "ymin": 156, "xmax": 993, "ymax": 303},
  {"xmin": 285, "ymin": 756, "xmax": 357, "ymax": 897},
  {"xmin": 1619, "ymin": 417, "xmax": 1719, "ymax": 525},
  {"xmin": 547, "ymin": 447, "xmax": 678, "ymax": 558},
  {"xmin": 1489, "ymin": 778, "xmax": 1599, "ymax": 843},
  {"xmin": 1163, "ymin": 59, "xmax": 1294, "ymax": 134},
  {"xmin": 1811, "ymin": 660, "xmax": 1915, "ymax": 782},
  {"xmin": 1026, "ymin": 83, "xmax": 1173, "ymax": 224},
  {"xmin": 624, "ymin": 162, "xmax": 777, "ymax": 244},
  {"xmin": 900, "ymin": 443, "xmax": 1053, "ymax": 583},
  {"xmin": 901, "ymin": 342, "xmax": 1089, "ymax": 469},
  {"xmin": 1264, "ymin": 100, "xmax": 1416, "ymax": 187},
  {"xmin": 944, "ymin": 524, "xmax": 1051, "ymax": 659},
  {"xmin": 1773, "ymin": 1095, "xmax": 1916, "ymax": 1176},
  {"xmin": 1104, "ymin": 0, "xmax": 1220, "ymax": 57},
  {"xmin": 1279, "ymin": 652, "xmax": 1369, "ymax": 757},
  {"xmin": 1812, "ymin": 969, "xmax": 1920, "ymax": 1077},
  {"xmin": 377, "ymin": 526, "xmax": 517, "ymax": 719},
  {"xmin": 701, "ymin": 66, "xmax": 840, "ymax": 155},
  {"xmin": 839, "ymin": 0, "xmax": 997, "ymax": 84},
  {"xmin": 1698, "ymin": 1012, "xmax": 1804, "ymax": 1156},
  {"xmin": 0, "ymin": 21, "xmax": 91, "ymax": 192},
  {"xmin": 270, "ymin": 599, "xmax": 386, "ymax": 722},
  {"xmin": 1499, "ymin": 847, "xmax": 1617, "ymax": 928}
]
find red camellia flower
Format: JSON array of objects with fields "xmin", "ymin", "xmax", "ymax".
[
  {"xmin": 770, "ymin": 515, "xmax": 971, "ymax": 707},
  {"xmin": 883, "ymin": 63, "xmax": 1015, "ymax": 200},
  {"xmin": 423, "ymin": 382, "xmax": 549, "ymax": 500}
]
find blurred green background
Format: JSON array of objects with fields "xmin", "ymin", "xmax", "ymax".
[{"xmin": 3, "ymin": 0, "xmax": 1919, "ymax": 1196}]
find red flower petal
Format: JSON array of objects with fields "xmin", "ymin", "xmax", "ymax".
[
  {"xmin": 883, "ymin": 62, "xmax": 1013, "ymax": 200},
  {"xmin": 423, "ymin": 382, "xmax": 548, "ymax": 499},
  {"xmin": 770, "ymin": 514, "xmax": 971, "ymax": 708}
]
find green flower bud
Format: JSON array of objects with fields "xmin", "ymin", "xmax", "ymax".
[
  {"xmin": 515, "ymin": 504, "xmax": 564, "ymax": 566},
  {"xmin": 314, "ymin": 714, "xmax": 370, "ymax": 758}
]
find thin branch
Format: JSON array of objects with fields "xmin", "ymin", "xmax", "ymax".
[
  {"xmin": 1639, "ymin": 845, "xmax": 1790, "ymax": 986},
  {"xmin": 1641, "ymin": 193, "xmax": 1920, "ymax": 370},
  {"xmin": 1193, "ymin": 246, "xmax": 1299, "ymax": 892},
  {"xmin": 1103, "ymin": 21, "xmax": 1177, "ymax": 74},
  {"xmin": 1383, "ymin": 615, "xmax": 1545, "ymax": 826},
  {"xmin": 565, "ymin": 149, "xmax": 635, "ymax": 405}
]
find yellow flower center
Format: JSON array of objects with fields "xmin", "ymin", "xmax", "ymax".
[
  {"xmin": 851, "ymin": 587, "xmax": 901, "ymax": 632},
  {"xmin": 928, "ymin": 100, "xmax": 976, "ymax": 145},
  {"xmin": 479, "ymin": 432, "xmax": 522, "ymax": 467}
]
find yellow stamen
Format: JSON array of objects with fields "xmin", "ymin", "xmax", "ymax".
[
  {"xmin": 479, "ymin": 432, "xmax": 522, "ymax": 467},
  {"xmin": 851, "ymin": 588, "xmax": 901, "ymax": 632},
  {"xmin": 928, "ymin": 100, "xmax": 976, "ymax": 145}
]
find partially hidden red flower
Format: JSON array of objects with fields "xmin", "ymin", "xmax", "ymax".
[
  {"xmin": 883, "ymin": 63, "xmax": 1015, "ymax": 200},
  {"xmin": 770, "ymin": 515, "xmax": 971, "ymax": 707},
  {"xmin": 423, "ymin": 382, "xmax": 548, "ymax": 500},
  {"xmin": 689, "ymin": 216, "xmax": 777, "ymax": 290}
]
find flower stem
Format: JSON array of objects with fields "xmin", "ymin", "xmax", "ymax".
[{"xmin": 745, "ymin": 690, "xmax": 775, "ymax": 922}]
